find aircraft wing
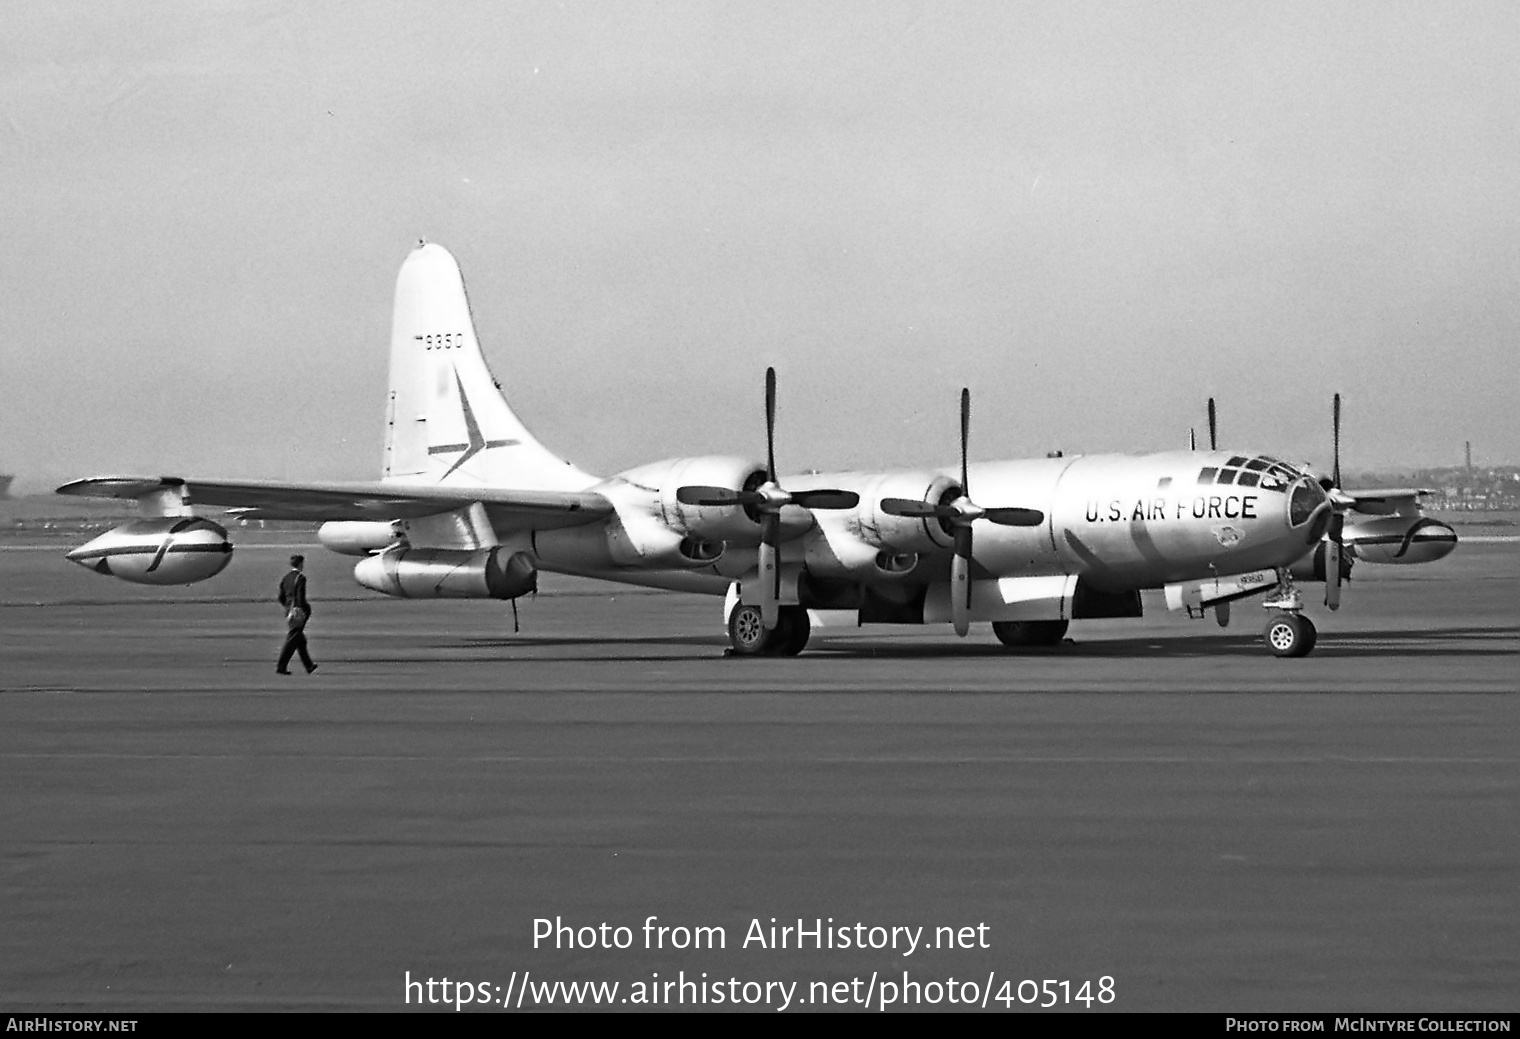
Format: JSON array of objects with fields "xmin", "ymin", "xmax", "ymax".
[
  {"xmin": 1336, "ymin": 487, "xmax": 1436, "ymax": 516},
  {"xmin": 55, "ymin": 476, "xmax": 614, "ymax": 530}
]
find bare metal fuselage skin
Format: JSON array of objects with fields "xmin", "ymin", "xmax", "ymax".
[
  {"xmin": 940, "ymin": 451, "xmax": 1322, "ymax": 588},
  {"xmin": 532, "ymin": 450, "xmax": 1330, "ymax": 615}
]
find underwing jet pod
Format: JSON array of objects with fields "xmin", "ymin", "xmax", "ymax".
[
  {"xmin": 63, "ymin": 242, "xmax": 1369, "ymax": 658},
  {"xmin": 1312, "ymin": 393, "xmax": 1457, "ymax": 570}
]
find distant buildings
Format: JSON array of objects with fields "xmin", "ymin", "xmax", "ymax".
[{"xmin": 1350, "ymin": 465, "xmax": 1520, "ymax": 510}]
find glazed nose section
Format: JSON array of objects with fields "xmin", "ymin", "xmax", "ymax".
[{"xmin": 1288, "ymin": 478, "xmax": 1332, "ymax": 544}]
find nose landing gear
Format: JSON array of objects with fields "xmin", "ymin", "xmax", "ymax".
[{"xmin": 1261, "ymin": 570, "xmax": 1318, "ymax": 658}]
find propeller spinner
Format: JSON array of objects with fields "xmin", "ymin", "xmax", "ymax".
[
  {"xmin": 880, "ymin": 388, "xmax": 1043, "ymax": 637},
  {"xmin": 674, "ymin": 367, "xmax": 859, "ymax": 629}
]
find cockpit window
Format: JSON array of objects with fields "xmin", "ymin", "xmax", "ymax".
[
  {"xmin": 1262, "ymin": 457, "xmax": 1304, "ymax": 481},
  {"xmin": 1198, "ymin": 456, "xmax": 1297, "ymax": 489}
]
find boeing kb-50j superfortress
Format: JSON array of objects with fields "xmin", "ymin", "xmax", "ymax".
[{"xmin": 60, "ymin": 243, "xmax": 1456, "ymax": 658}]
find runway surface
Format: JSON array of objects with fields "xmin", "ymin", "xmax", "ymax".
[{"xmin": 1, "ymin": 539, "xmax": 1516, "ymax": 1012}]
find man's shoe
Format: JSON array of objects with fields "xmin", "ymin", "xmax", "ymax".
[
  {"xmin": 276, "ymin": 669, "xmax": 292, "ymax": 675},
  {"xmin": 305, "ymin": 665, "xmax": 318, "ymax": 674}
]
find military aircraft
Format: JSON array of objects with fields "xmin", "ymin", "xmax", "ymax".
[{"xmin": 60, "ymin": 242, "xmax": 1443, "ymax": 659}]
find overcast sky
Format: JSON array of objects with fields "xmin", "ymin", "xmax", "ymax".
[{"xmin": 3, "ymin": 1, "xmax": 1517, "ymax": 492}]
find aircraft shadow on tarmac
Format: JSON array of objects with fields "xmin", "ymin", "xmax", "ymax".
[
  {"xmin": 797, "ymin": 625, "xmax": 1518, "ymax": 661},
  {"xmin": 429, "ymin": 624, "xmax": 1518, "ymax": 662}
]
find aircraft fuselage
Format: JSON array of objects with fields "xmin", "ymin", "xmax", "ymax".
[{"xmin": 532, "ymin": 450, "xmax": 1331, "ymax": 603}]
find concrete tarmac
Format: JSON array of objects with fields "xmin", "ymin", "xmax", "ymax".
[{"xmin": 1, "ymin": 540, "xmax": 1516, "ymax": 1012}]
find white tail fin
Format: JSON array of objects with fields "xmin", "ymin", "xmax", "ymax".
[{"xmin": 383, "ymin": 242, "xmax": 596, "ymax": 491}]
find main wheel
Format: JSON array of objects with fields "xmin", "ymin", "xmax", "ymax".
[
  {"xmin": 727, "ymin": 602, "xmax": 789, "ymax": 656},
  {"xmin": 992, "ymin": 619, "xmax": 1069, "ymax": 648},
  {"xmin": 778, "ymin": 606, "xmax": 811, "ymax": 656},
  {"xmin": 1264, "ymin": 614, "xmax": 1317, "ymax": 658}
]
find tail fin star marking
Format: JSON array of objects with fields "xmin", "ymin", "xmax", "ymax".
[{"xmin": 428, "ymin": 368, "xmax": 519, "ymax": 480}]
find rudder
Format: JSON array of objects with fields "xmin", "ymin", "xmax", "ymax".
[{"xmin": 383, "ymin": 242, "xmax": 595, "ymax": 491}]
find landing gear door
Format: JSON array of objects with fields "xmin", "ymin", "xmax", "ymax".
[{"xmin": 1164, "ymin": 569, "xmax": 1276, "ymax": 618}]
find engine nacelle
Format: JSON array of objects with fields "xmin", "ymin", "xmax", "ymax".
[
  {"xmin": 849, "ymin": 471, "xmax": 960, "ymax": 553},
  {"xmin": 1287, "ymin": 540, "xmax": 1354, "ymax": 583},
  {"xmin": 616, "ymin": 455, "xmax": 770, "ymax": 544},
  {"xmin": 1288, "ymin": 547, "xmax": 1324, "ymax": 582},
  {"xmin": 803, "ymin": 518, "xmax": 921, "ymax": 581},
  {"xmin": 66, "ymin": 517, "xmax": 233, "ymax": 585},
  {"xmin": 352, "ymin": 546, "xmax": 538, "ymax": 599},
  {"xmin": 318, "ymin": 520, "xmax": 397, "ymax": 556}
]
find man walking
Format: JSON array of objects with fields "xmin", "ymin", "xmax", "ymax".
[{"xmin": 277, "ymin": 554, "xmax": 318, "ymax": 675}]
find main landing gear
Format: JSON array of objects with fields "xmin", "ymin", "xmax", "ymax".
[
  {"xmin": 1261, "ymin": 570, "xmax": 1318, "ymax": 658},
  {"xmin": 727, "ymin": 603, "xmax": 811, "ymax": 657},
  {"xmin": 991, "ymin": 619, "xmax": 1069, "ymax": 649}
]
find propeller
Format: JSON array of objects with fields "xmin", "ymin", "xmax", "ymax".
[
  {"xmin": 674, "ymin": 367, "xmax": 859, "ymax": 629},
  {"xmin": 880, "ymin": 388, "xmax": 1044, "ymax": 637},
  {"xmin": 1323, "ymin": 392, "xmax": 1347, "ymax": 610},
  {"xmin": 1323, "ymin": 509, "xmax": 1345, "ymax": 610},
  {"xmin": 1207, "ymin": 397, "xmax": 1218, "ymax": 452},
  {"xmin": 1332, "ymin": 391, "xmax": 1342, "ymax": 491}
]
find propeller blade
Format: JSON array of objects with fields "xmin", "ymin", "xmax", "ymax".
[
  {"xmin": 951, "ymin": 525, "xmax": 972, "ymax": 637},
  {"xmin": 676, "ymin": 485, "xmax": 754, "ymax": 507},
  {"xmin": 764, "ymin": 366, "xmax": 777, "ymax": 483},
  {"xmin": 1215, "ymin": 600, "xmax": 1231, "ymax": 628},
  {"xmin": 880, "ymin": 497, "xmax": 945, "ymax": 518},
  {"xmin": 1190, "ymin": 427, "xmax": 1197, "ymax": 452},
  {"xmin": 758, "ymin": 512, "xmax": 780, "ymax": 629},
  {"xmin": 1207, "ymin": 397, "xmax": 1218, "ymax": 452},
  {"xmin": 981, "ymin": 507, "xmax": 1045, "ymax": 527},
  {"xmin": 1324, "ymin": 511, "xmax": 1345, "ymax": 611},
  {"xmin": 959, "ymin": 387, "xmax": 971, "ymax": 498},
  {"xmin": 789, "ymin": 489, "xmax": 860, "ymax": 510},
  {"xmin": 1332, "ymin": 392, "xmax": 1342, "ymax": 490}
]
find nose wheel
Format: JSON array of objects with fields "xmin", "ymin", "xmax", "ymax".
[{"xmin": 1264, "ymin": 613, "xmax": 1317, "ymax": 658}]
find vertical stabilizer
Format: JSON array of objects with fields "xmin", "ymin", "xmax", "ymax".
[{"xmin": 383, "ymin": 243, "xmax": 596, "ymax": 491}]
